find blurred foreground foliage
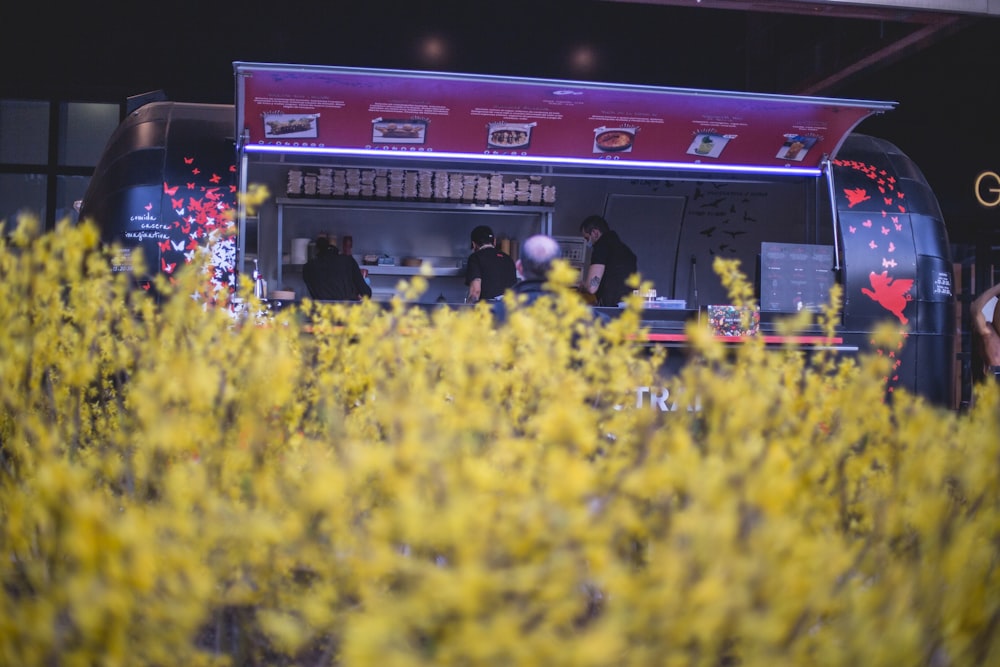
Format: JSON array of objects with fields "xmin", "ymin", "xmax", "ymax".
[{"xmin": 1, "ymin": 217, "xmax": 998, "ymax": 667}]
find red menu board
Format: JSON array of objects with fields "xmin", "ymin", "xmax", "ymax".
[{"xmin": 235, "ymin": 63, "xmax": 894, "ymax": 173}]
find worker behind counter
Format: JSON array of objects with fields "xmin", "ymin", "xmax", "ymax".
[
  {"xmin": 302, "ymin": 236, "xmax": 372, "ymax": 301},
  {"xmin": 579, "ymin": 214, "xmax": 638, "ymax": 307},
  {"xmin": 465, "ymin": 224, "xmax": 517, "ymax": 303}
]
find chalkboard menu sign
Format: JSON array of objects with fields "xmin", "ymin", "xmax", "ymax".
[{"xmin": 760, "ymin": 242, "xmax": 835, "ymax": 312}]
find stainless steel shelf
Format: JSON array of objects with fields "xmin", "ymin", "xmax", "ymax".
[
  {"xmin": 285, "ymin": 262, "xmax": 463, "ymax": 277},
  {"xmin": 276, "ymin": 197, "xmax": 553, "ymax": 214}
]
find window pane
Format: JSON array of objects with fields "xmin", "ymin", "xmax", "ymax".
[
  {"xmin": 0, "ymin": 100, "xmax": 49, "ymax": 165},
  {"xmin": 0, "ymin": 173, "xmax": 47, "ymax": 227},
  {"xmin": 56, "ymin": 174, "xmax": 91, "ymax": 225},
  {"xmin": 59, "ymin": 102, "xmax": 120, "ymax": 167}
]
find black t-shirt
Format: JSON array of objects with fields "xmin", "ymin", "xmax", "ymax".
[
  {"xmin": 590, "ymin": 230, "xmax": 637, "ymax": 307},
  {"xmin": 303, "ymin": 250, "xmax": 372, "ymax": 301},
  {"xmin": 465, "ymin": 246, "xmax": 517, "ymax": 300}
]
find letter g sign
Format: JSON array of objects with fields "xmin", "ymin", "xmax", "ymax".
[{"xmin": 975, "ymin": 171, "xmax": 1000, "ymax": 207}]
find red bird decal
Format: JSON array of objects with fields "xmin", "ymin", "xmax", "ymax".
[
  {"xmin": 861, "ymin": 271, "xmax": 913, "ymax": 324},
  {"xmin": 163, "ymin": 182, "xmax": 179, "ymax": 196},
  {"xmin": 844, "ymin": 188, "xmax": 871, "ymax": 208}
]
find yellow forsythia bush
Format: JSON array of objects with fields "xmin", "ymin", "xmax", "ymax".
[{"xmin": 1, "ymin": 215, "xmax": 998, "ymax": 667}]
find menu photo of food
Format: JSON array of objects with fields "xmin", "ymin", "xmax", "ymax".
[
  {"xmin": 372, "ymin": 118, "xmax": 428, "ymax": 144},
  {"xmin": 776, "ymin": 134, "xmax": 818, "ymax": 161},
  {"xmin": 593, "ymin": 127, "xmax": 637, "ymax": 153},
  {"xmin": 263, "ymin": 113, "xmax": 319, "ymax": 138},
  {"xmin": 686, "ymin": 132, "xmax": 731, "ymax": 159},
  {"xmin": 487, "ymin": 122, "xmax": 536, "ymax": 150}
]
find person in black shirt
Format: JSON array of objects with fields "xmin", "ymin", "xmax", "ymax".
[
  {"xmin": 465, "ymin": 224, "xmax": 517, "ymax": 302},
  {"xmin": 579, "ymin": 214, "xmax": 638, "ymax": 307},
  {"xmin": 302, "ymin": 236, "xmax": 372, "ymax": 301}
]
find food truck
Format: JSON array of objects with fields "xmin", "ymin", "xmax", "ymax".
[{"xmin": 79, "ymin": 63, "xmax": 956, "ymax": 407}]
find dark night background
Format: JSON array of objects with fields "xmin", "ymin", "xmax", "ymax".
[{"xmin": 4, "ymin": 0, "xmax": 998, "ymax": 244}]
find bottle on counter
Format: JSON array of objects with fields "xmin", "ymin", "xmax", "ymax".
[{"xmin": 252, "ymin": 258, "xmax": 267, "ymax": 298}]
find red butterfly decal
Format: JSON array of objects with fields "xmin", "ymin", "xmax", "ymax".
[
  {"xmin": 161, "ymin": 258, "xmax": 177, "ymax": 274},
  {"xmin": 187, "ymin": 182, "xmax": 195, "ymax": 189},
  {"xmin": 844, "ymin": 188, "xmax": 871, "ymax": 208},
  {"xmin": 145, "ymin": 203, "xmax": 153, "ymax": 211},
  {"xmin": 209, "ymin": 173, "xmax": 222, "ymax": 184},
  {"xmin": 861, "ymin": 271, "xmax": 913, "ymax": 324},
  {"xmin": 158, "ymin": 239, "xmax": 171, "ymax": 252},
  {"xmin": 229, "ymin": 165, "xmax": 237, "ymax": 172},
  {"xmin": 171, "ymin": 198, "xmax": 184, "ymax": 209},
  {"xmin": 881, "ymin": 226, "xmax": 890, "ymax": 235},
  {"xmin": 869, "ymin": 240, "xmax": 878, "ymax": 250},
  {"xmin": 883, "ymin": 197, "xmax": 893, "ymax": 205},
  {"xmin": 191, "ymin": 168, "xmax": 200, "ymax": 175},
  {"xmin": 888, "ymin": 242, "xmax": 896, "ymax": 252},
  {"xmin": 848, "ymin": 226, "xmax": 857, "ymax": 234},
  {"xmin": 862, "ymin": 219, "xmax": 873, "ymax": 228},
  {"xmin": 184, "ymin": 157, "xmax": 194, "ymax": 164},
  {"xmin": 898, "ymin": 205, "xmax": 906, "ymax": 213},
  {"xmin": 163, "ymin": 182, "xmax": 179, "ymax": 196}
]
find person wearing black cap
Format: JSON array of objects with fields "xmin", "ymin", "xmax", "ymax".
[
  {"xmin": 579, "ymin": 214, "xmax": 638, "ymax": 307},
  {"xmin": 465, "ymin": 224, "xmax": 517, "ymax": 302}
]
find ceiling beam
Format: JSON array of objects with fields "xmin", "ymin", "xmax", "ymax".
[
  {"xmin": 602, "ymin": 0, "xmax": 999, "ymax": 22},
  {"xmin": 792, "ymin": 14, "xmax": 970, "ymax": 94}
]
